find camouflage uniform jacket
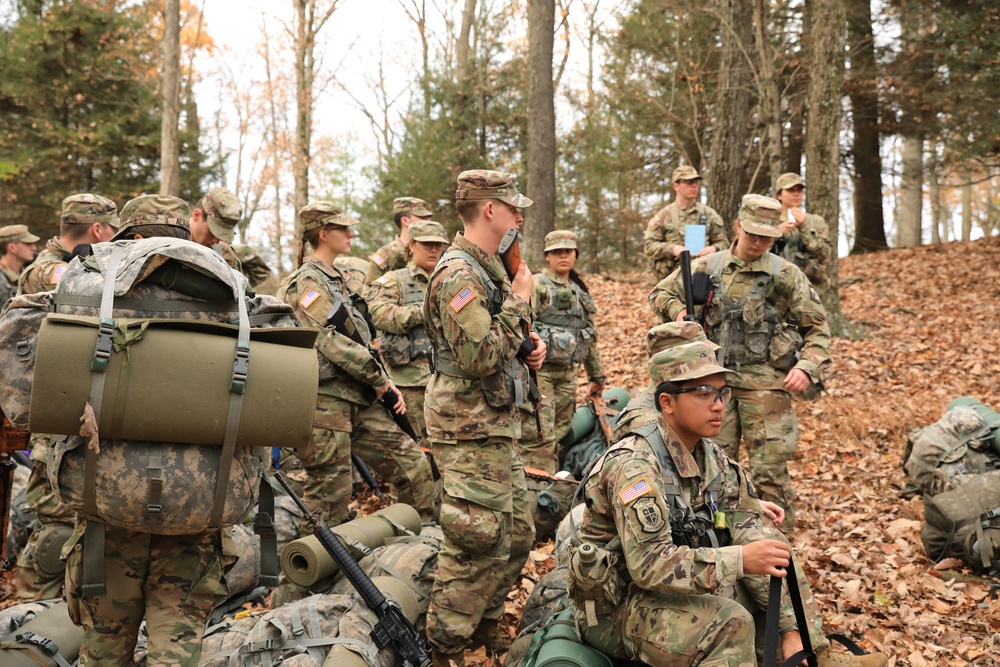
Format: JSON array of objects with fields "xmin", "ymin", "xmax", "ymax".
[
  {"xmin": 530, "ymin": 269, "xmax": 605, "ymax": 382},
  {"xmin": 366, "ymin": 261, "xmax": 432, "ymax": 388},
  {"xmin": 648, "ymin": 245, "xmax": 830, "ymax": 391},
  {"xmin": 335, "ymin": 255, "xmax": 373, "ymax": 296},
  {"xmin": 643, "ymin": 201, "xmax": 729, "ymax": 279},
  {"xmin": 231, "ymin": 243, "xmax": 273, "ymax": 289},
  {"xmin": 0, "ymin": 265, "xmax": 18, "ymax": 305},
  {"xmin": 17, "ymin": 237, "xmax": 71, "ymax": 295},
  {"xmin": 366, "ymin": 236, "xmax": 408, "ymax": 281},
  {"xmin": 577, "ymin": 418, "xmax": 799, "ymax": 630},
  {"xmin": 777, "ymin": 212, "xmax": 830, "ymax": 286},
  {"xmin": 278, "ymin": 255, "xmax": 390, "ymax": 405},
  {"xmin": 422, "ymin": 232, "xmax": 531, "ymax": 440}
]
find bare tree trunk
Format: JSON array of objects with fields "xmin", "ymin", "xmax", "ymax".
[
  {"xmin": 896, "ymin": 136, "xmax": 923, "ymax": 247},
  {"xmin": 929, "ymin": 161, "xmax": 941, "ymax": 245},
  {"xmin": 847, "ymin": 0, "xmax": 887, "ymax": 254},
  {"xmin": 262, "ymin": 27, "xmax": 285, "ymax": 273},
  {"xmin": 524, "ymin": 0, "xmax": 556, "ymax": 267},
  {"xmin": 584, "ymin": 0, "xmax": 602, "ymax": 272},
  {"xmin": 804, "ymin": 0, "xmax": 850, "ymax": 337},
  {"xmin": 293, "ymin": 0, "xmax": 311, "ymax": 221},
  {"xmin": 159, "ymin": 0, "xmax": 181, "ymax": 195},
  {"xmin": 752, "ymin": 0, "xmax": 783, "ymax": 190},
  {"xmin": 705, "ymin": 0, "xmax": 753, "ymax": 227},
  {"xmin": 962, "ymin": 167, "xmax": 973, "ymax": 241},
  {"xmin": 456, "ymin": 0, "xmax": 476, "ymax": 85}
]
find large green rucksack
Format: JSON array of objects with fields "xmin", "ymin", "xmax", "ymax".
[
  {"xmin": 921, "ymin": 471, "xmax": 1000, "ymax": 573},
  {"xmin": 904, "ymin": 402, "xmax": 1000, "ymax": 497}
]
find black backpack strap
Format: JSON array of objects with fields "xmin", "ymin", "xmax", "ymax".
[{"xmin": 763, "ymin": 555, "xmax": 817, "ymax": 667}]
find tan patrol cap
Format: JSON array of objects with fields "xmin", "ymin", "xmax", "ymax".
[
  {"xmin": 200, "ymin": 187, "xmax": 242, "ymax": 243},
  {"xmin": 0, "ymin": 224, "xmax": 40, "ymax": 245},
  {"xmin": 299, "ymin": 201, "xmax": 359, "ymax": 234},
  {"xmin": 112, "ymin": 195, "xmax": 191, "ymax": 240},
  {"xmin": 646, "ymin": 321, "xmax": 718, "ymax": 358},
  {"xmin": 408, "ymin": 221, "xmax": 449, "ymax": 244},
  {"xmin": 672, "ymin": 165, "xmax": 701, "ymax": 183},
  {"xmin": 61, "ymin": 193, "xmax": 119, "ymax": 228},
  {"xmin": 647, "ymin": 322, "xmax": 730, "ymax": 385},
  {"xmin": 774, "ymin": 172, "xmax": 804, "ymax": 193},
  {"xmin": 737, "ymin": 194, "xmax": 783, "ymax": 238},
  {"xmin": 455, "ymin": 170, "xmax": 533, "ymax": 208},
  {"xmin": 392, "ymin": 197, "xmax": 433, "ymax": 218},
  {"xmin": 544, "ymin": 230, "xmax": 577, "ymax": 253}
]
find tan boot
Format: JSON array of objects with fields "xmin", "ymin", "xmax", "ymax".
[
  {"xmin": 471, "ymin": 618, "xmax": 513, "ymax": 653},
  {"xmin": 855, "ymin": 652, "xmax": 888, "ymax": 667},
  {"xmin": 815, "ymin": 647, "xmax": 888, "ymax": 667},
  {"xmin": 430, "ymin": 649, "xmax": 464, "ymax": 667}
]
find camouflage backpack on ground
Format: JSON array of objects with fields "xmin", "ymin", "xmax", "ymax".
[
  {"xmin": 904, "ymin": 405, "xmax": 1000, "ymax": 497},
  {"xmin": 504, "ymin": 566, "xmax": 572, "ymax": 667},
  {"xmin": 526, "ymin": 471, "xmax": 579, "ymax": 543},
  {"xmin": 921, "ymin": 470, "xmax": 1000, "ymax": 573}
]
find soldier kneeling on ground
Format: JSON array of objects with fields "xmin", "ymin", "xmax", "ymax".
[{"xmin": 566, "ymin": 322, "xmax": 887, "ymax": 667}]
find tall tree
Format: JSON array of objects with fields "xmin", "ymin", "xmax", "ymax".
[
  {"xmin": 804, "ymin": 0, "xmax": 851, "ymax": 336},
  {"xmin": 846, "ymin": 0, "xmax": 887, "ymax": 253},
  {"xmin": 752, "ymin": 0, "xmax": 783, "ymax": 190},
  {"xmin": 160, "ymin": 0, "xmax": 181, "ymax": 195},
  {"xmin": 524, "ymin": 0, "xmax": 556, "ymax": 266},
  {"xmin": 894, "ymin": 0, "xmax": 926, "ymax": 247}
]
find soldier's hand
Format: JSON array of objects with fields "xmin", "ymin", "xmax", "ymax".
[
  {"xmin": 783, "ymin": 368, "xmax": 810, "ymax": 393},
  {"xmin": 673, "ymin": 309, "xmax": 688, "ymax": 322},
  {"xmin": 587, "ymin": 381, "xmax": 604, "ymax": 398},
  {"xmin": 525, "ymin": 331, "xmax": 546, "ymax": 370},
  {"xmin": 760, "ymin": 500, "xmax": 785, "ymax": 526},
  {"xmin": 741, "ymin": 539, "xmax": 792, "ymax": 577},
  {"xmin": 511, "ymin": 260, "xmax": 534, "ymax": 301},
  {"xmin": 779, "ymin": 219, "xmax": 798, "ymax": 236},
  {"xmin": 695, "ymin": 246, "xmax": 717, "ymax": 257},
  {"xmin": 790, "ymin": 207, "xmax": 806, "ymax": 226},
  {"xmin": 386, "ymin": 386, "xmax": 407, "ymax": 414},
  {"xmin": 671, "ymin": 245, "xmax": 689, "ymax": 258}
]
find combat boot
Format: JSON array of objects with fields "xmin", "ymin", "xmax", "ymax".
[
  {"xmin": 430, "ymin": 649, "xmax": 464, "ymax": 667},
  {"xmin": 471, "ymin": 618, "xmax": 512, "ymax": 653},
  {"xmin": 815, "ymin": 647, "xmax": 888, "ymax": 667}
]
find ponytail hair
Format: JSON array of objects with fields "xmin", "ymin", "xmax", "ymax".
[
  {"xmin": 569, "ymin": 268, "xmax": 589, "ymax": 294},
  {"xmin": 297, "ymin": 226, "xmax": 328, "ymax": 267}
]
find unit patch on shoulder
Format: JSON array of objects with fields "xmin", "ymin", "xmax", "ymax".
[
  {"xmin": 370, "ymin": 252, "xmax": 387, "ymax": 268},
  {"xmin": 299, "ymin": 288, "xmax": 321, "ymax": 309},
  {"xmin": 449, "ymin": 285, "xmax": 477, "ymax": 313},
  {"xmin": 50, "ymin": 265, "xmax": 67, "ymax": 284},
  {"xmin": 632, "ymin": 496, "xmax": 665, "ymax": 533},
  {"xmin": 375, "ymin": 275, "xmax": 391, "ymax": 285},
  {"xmin": 810, "ymin": 287, "xmax": 821, "ymax": 304},
  {"xmin": 618, "ymin": 478, "xmax": 652, "ymax": 505}
]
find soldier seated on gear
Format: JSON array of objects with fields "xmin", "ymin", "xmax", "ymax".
[{"xmin": 567, "ymin": 322, "xmax": 887, "ymax": 667}]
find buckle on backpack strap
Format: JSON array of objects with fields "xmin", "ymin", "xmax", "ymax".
[
  {"xmin": 16, "ymin": 631, "xmax": 58, "ymax": 656},
  {"xmin": 91, "ymin": 318, "xmax": 115, "ymax": 371},
  {"xmin": 230, "ymin": 343, "xmax": 250, "ymax": 393}
]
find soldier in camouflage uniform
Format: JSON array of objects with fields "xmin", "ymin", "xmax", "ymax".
[
  {"xmin": 649, "ymin": 195, "xmax": 831, "ymax": 531},
  {"xmin": 567, "ymin": 323, "xmax": 886, "ymax": 667},
  {"xmin": 517, "ymin": 230, "xmax": 605, "ymax": 473},
  {"xmin": 423, "ymin": 171, "xmax": 545, "ymax": 667},
  {"xmin": 14, "ymin": 194, "xmax": 119, "ymax": 602},
  {"xmin": 773, "ymin": 173, "xmax": 831, "ymax": 286},
  {"xmin": 189, "ymin": 187, "xmax": 273, "ymax": 288},
  {"xmin": 643, "ymin": 166, "xmax": 729, "ymax": 280},
  {"xmin": 334, "ymin": 255, "xmax": 372, "ymax": 296},
  {"xmin": 278, "ymin": 202, "xmax": 435, "ymax": 525},
  {"xmin": 366, "ymin": 221, "xmax": 450, "ymax": 439},
  {"xmin": 0, "ymin": 225, "xmax": 39, "ymax": 306},
  {"xmin": 366, "ymin": 197, "xmax": 434, "ymax": 281}
]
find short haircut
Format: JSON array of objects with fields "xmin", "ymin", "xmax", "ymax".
[
  {"xmin": 455, "ymin": 199, "xmax": 489, "ymax": 224},
  {"xmin": 392, "ymin": 211, "xmax": 405, "ymax": 229},
  {"xmin": 123, "ymin": 224, "xmax": 191, "ymax": 241},
  {"xmin": 652, "ymin": 380, "xmax": 683, "ymax": 407},
  {"xmin": 60, "ymin": 221, "xmax": 98, "ymax": 242}
]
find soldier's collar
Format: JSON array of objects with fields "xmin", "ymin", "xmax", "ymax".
[{"xmin": 658, "ymin": 419, "xmax": 701, "ymax": 479}]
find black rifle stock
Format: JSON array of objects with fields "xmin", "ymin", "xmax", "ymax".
[
  {"xmin": 0, "ymin": 408, "xmax": 30, "ymax": 569},
  {"xmin": 352, "ymin": 452, "xmax": 386, "ymax": 500},
  {"xmin": 679, "ymin": 250, "xmax": 699, "ymax": 323},
  {"xmin": 273, "ymin": 471, "xmax": 430, "ymax": 667}
]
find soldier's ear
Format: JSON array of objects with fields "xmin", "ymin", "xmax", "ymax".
[{"xmin": 657, "ymin": 391, "xmax": 674, "ymax": 414}]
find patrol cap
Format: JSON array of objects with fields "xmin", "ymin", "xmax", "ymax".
[
  {"xmin": 112, "ymin": 195, "xmax": 190, "ymax": 240},
  {"xmin": 455, "ymin": 170, "xmax": 533, "ymax": 208},
  {"xmin": 737, "ymin": 194, "xmax": 783, "ymax": 238},
  {"xmin": 61, "ymin": 193, "xmax": 120, "ymax": 228},
  {"xmin": 408, "ymin": 221, "xmax": 449, "ymax": 244},
  {"xmin": 544, "ymin": 230, "xmax": 578, "ymax": 253},
  {"xmin": 199, "ymin": 187, "xmax": 242, "ymax": 243},
  {"xmin": 392, "ymin": 197, "xmax": 433, "ymax": 218},
  {"xmin": 0, "ymin": 224, "xmax": 40, "ymax": 245},
  {"xmin": 299, "ymin": 201, "xmax": 359, "ymax": 234},
  {"xmin": 672, "ymin": 165, "xmax": 701, "ymax": 183},
  {"xmin": 774, "ymin": 172, "xmax": 804, "ymax": 193},
  {"xmin": 646, "ymin": 321, "xmax": 718, "ymax": 358},
  {"xmin": 648, "ymin": 339, "xmax": 730, "ymax": 386}
]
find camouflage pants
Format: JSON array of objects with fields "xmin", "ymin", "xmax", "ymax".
[
  {"xmin": 714, "ymin": 388, "xmax": 800, "ymax": 531},
  {"xmin": 425, "ymin": 436, "xmax": 535, "ymax": 654},
  {"xmin": 64, "ymin": 522, "xmax": 231, "ymax": 666},
  {"xmin": 16, "ymin": 436, "xmax": 75, "ymax": 602},
  {"xmin": 517, "ymin": 366, "xmax": 577, "ymax": 473},
  {"xmin": 398, "ymin": 384, "xmax": 427, "ymax": 441}
]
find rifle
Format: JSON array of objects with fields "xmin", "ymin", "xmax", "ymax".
[
  {"xmin": 588, "ymin": 396, "xmax": 615, "ymax": 445},
  {"xmin": 1, "ymin": 407, "xmax": 31, "ymax": 569},
  {"xmin": 351, "ymin": 452, "xmax": 386, "ymax": 500},
  {"xmin": 326, "ymin": 301, "xmax": 422, "ymax": 445},
  {"xmin": 498, "ymin": 229, "xmax": 544, "ymax": 441},
  {"xmin": 273, "ymin": 470, "xmax": 430, "ymax": 667},
  {"xmin": 678, "ymin": 249, "xmax": 714, "ymax": 330}
]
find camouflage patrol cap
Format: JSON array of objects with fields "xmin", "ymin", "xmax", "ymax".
[
  {"xmin": 408, "ymin": 220, "xmax": 449, "ymax": 244},
  {"xmin": 738, "ymin": 194, "xmax": 783, "ymax": 238},
  {"xmin": 672, "ymin": 165, "xmax": 701, "ymax": 183},
  {"xmin": 455, "ymin": 170, "xmax": 533, "ymax": 208},
  {"xmin": 61, "ymin": 193, "xmax": 119, "ymax": 227},
  {"xmin": 299, "ymin": 201, "xmax": 359, "ymax": 234},
  {"xmin": 774, "ymin": 172, "xmax": 805, "ymax": 193},
  {"xmin": 199, "ymin": 187, "xmax": 242, "ymax": 243},
  {"xmin": 0, "ymin": 224, "xmax": 40, "ymax": 245},
  {"xmin": 392, "ymin": 197, "xmax": 433, "ymax": 218},
  {"xmin": 112, "ymin": 194, "xmax": 190, "ymax": 239},
  {"xmin": 646, "ymin": 321, "xmax": 718, "ymax": 358},
  {"xmin": 544, "ymin": 230, "xmax": 577, "ymax": 252},
  {"xmin": 648, "ymin": 325, "xmax": 730, "ymax": 385}
]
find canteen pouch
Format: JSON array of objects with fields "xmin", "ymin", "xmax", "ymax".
[
  {"xmin": 536, "ymin": 325, "xmax": 579, "ymax": 367},
  {"xmin": 768, "ymin": 324, "xmax": 803, "ymax": 371},
  {"xmin": 29, "ymin": 314, "xmax": 319, "ymax": 448},
  {"xmin": 566, "ymin": 543, "xmax": 626, "ymax": 627}
]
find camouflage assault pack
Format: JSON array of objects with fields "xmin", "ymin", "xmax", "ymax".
[{"xmin": 904, "ymin": 404, "xmax": 1000, "ymax": 497}]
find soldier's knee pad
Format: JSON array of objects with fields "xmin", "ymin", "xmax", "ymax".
[{"xmin": 439, "ymin": 496, "xmax": 505, "ymax": 556}]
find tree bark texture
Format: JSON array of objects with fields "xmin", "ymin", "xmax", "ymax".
[
  {"xmin": 804, "ymin": 0, "xmax": 850, "ymax": 337},
  {"xmin": 293, "ymin": 0, "xmax": 312, "ymax": 223},
  {"xmin": 846, "ymin": 0, "xmax": 887, "ymax": 254},
  {"xmin": 705, "ymin": 0, "xmax": 753, "ymax": 228},
  {"xmin": 159, "ymin": 0, "xmax": 181, "ymax": 196},
  {"xmin": 524, "ymin": 0, "xmax": 556, "ymax": 267},
  {"xmin": 895, "ymin": 0, "xmax": 924, "ymax": 248},
  {"xmin": 896, "ymin": 135, "xmax": 923, "ymax": 247},
  {"xmin": 752, "ymin": 0, "xmax": 783, "ymax": 191},
  {"xmin": 962, "ymin": 168, "xmax": 972, "ymax": 241}
]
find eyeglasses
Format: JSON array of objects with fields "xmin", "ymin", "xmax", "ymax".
[{"xmin": 665, "ymin": 385, "xmax": 732, "ymax": 406}]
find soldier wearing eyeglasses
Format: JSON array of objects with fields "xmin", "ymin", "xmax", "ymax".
[{"xmin": 648, "ymin": 195, "xmax": 831, "ymax": 531}]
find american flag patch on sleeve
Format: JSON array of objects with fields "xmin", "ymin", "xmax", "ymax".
[
  {"xmin": 449, "ymin": 285, "xmax": 477, "ymax": 313},
  {"xmin": 618, "ymin": 478, "xmax": 652, "ymax": 504},
  {"xmin": 299, "ymin": 288, "xmax": 321, "ymax": 309},
  {"xmin": 50, "ymin": 265, "xmax": 66, "ymax": 284}
]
